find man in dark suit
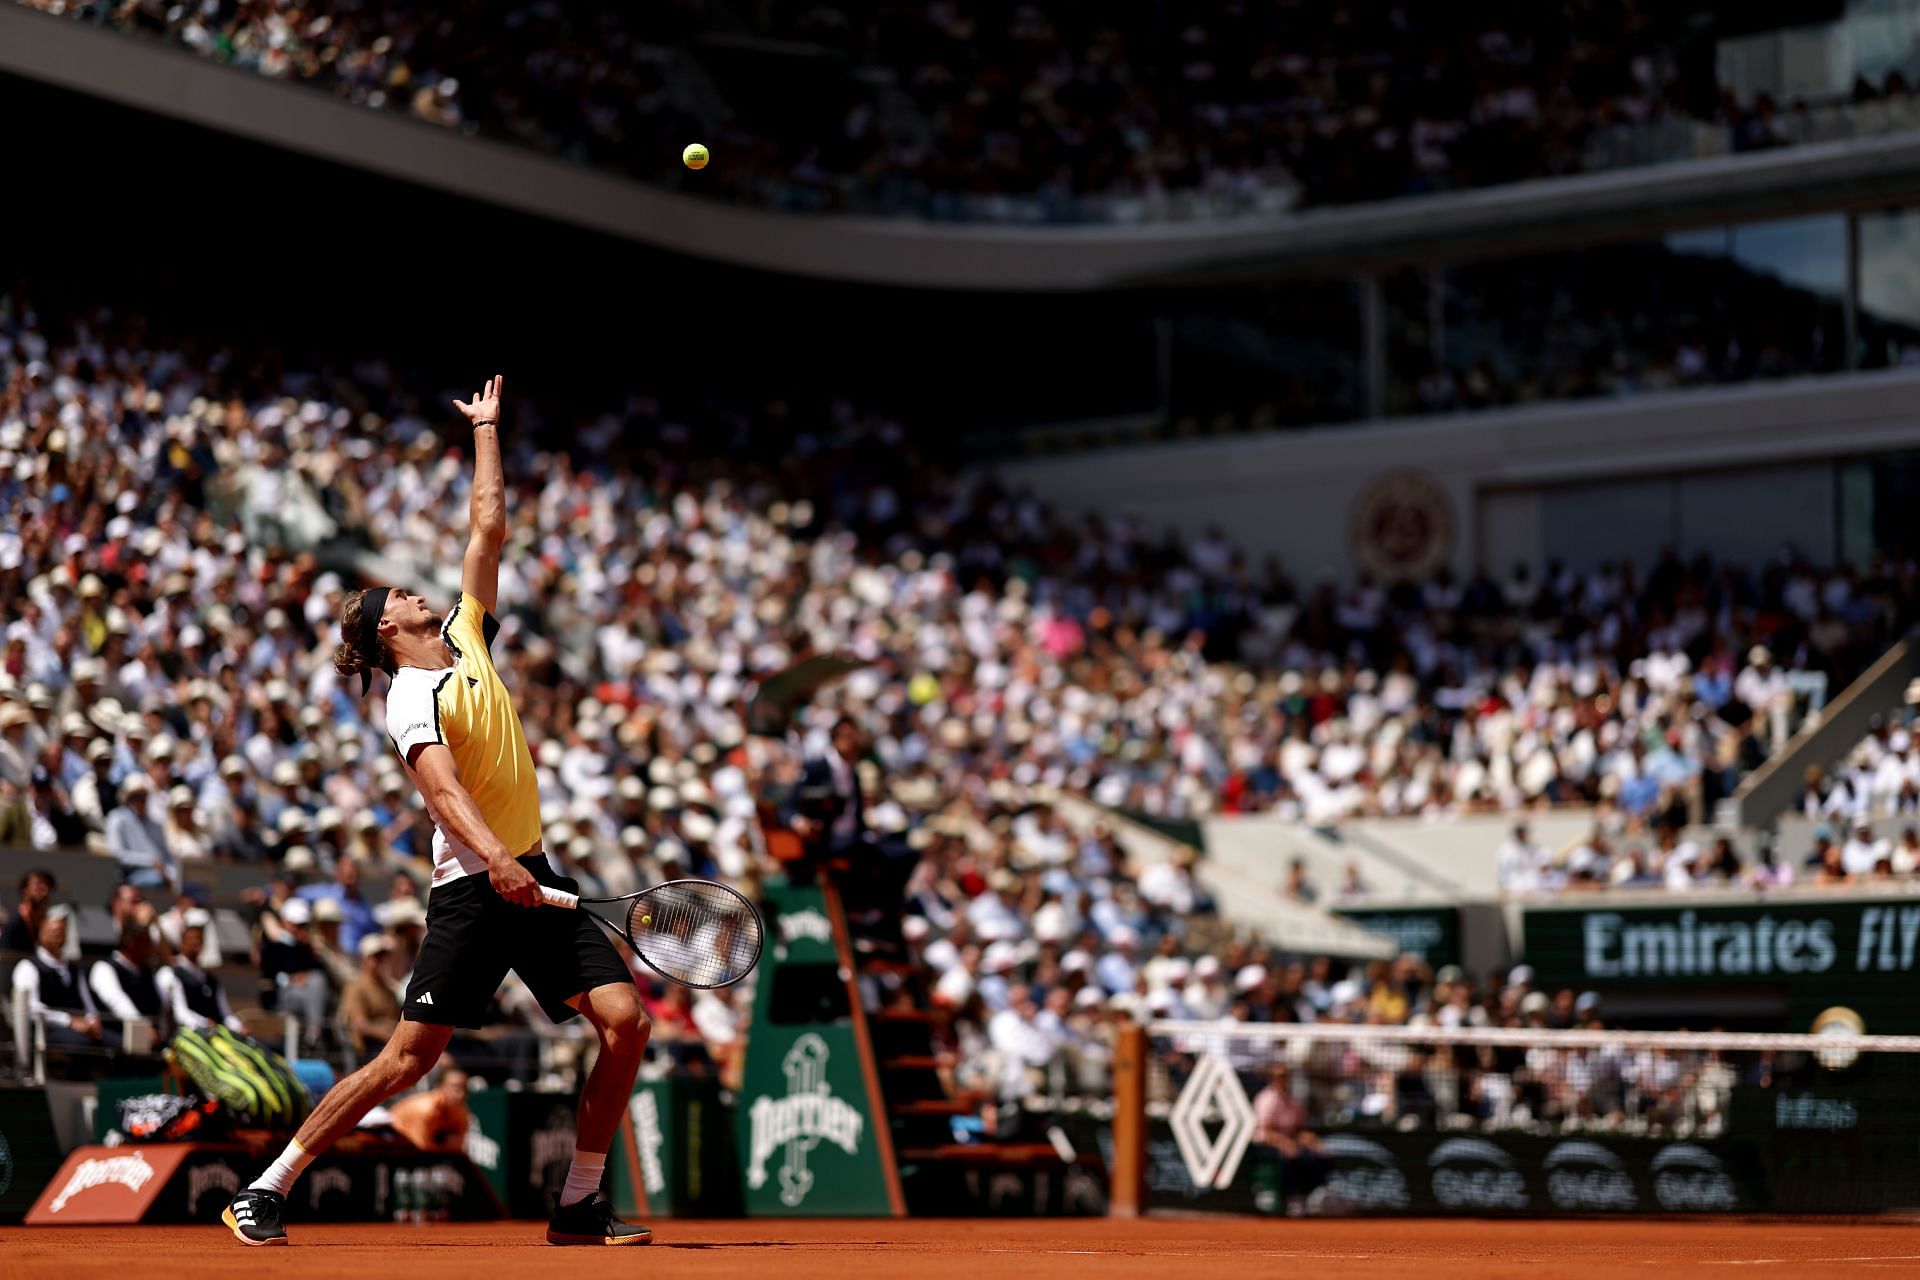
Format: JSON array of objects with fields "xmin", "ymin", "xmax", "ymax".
[
  {"xmin": 786, "ymin": 716, "xmax": 868, "ymax": 855},
  {"xmin": 784, "ymin": 716, "xmax": 911, "ymax": 952}
]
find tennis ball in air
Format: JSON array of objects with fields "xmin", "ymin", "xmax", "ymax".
[
  {"xmin": 640, "ymin": 914, "xmax": 652, "ymax": 927},
  {"xmin": 683, "ymin": 143, "xmax": 709, "ymax": 170}
]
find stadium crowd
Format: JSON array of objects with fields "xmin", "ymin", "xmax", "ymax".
[
  {"xmin": 24, "ymin": 0, "xmax": 1920, "ymax": 219},
  {"xmin": 1, "ymin": 285, "xmax": 1916, "ymax": 1098}
]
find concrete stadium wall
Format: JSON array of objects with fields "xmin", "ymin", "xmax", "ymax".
[
  {"xmin": 1203, "ymin": 813, "xmax": 1593, "ymax": 907},
  {"xmin": 991, "ymin": 370, "xmax": 1920, "ymax": 581}
]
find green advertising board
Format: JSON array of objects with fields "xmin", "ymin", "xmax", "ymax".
[
  {"xmin": 735, "ymin": 879, "xmax": 894, "ymax": 1217},
  {"xmin": 1334, "ymin": 906, "xmax": 1461, "ymax": 968},
  {"xmin": 1523, "ymin": 898, "xmax": 1920, "ymax": 1031},
  {"xmin": 0, "ymin": 1087, "xmax": 63, "ymax": 1222},
  {"xmin": 464, "ymin": 1090, "xmax": 577, "ymax": 1218},
  {"xmin": 609, "ymin": 1076, "xmax": 741, "ymax": 1218}
]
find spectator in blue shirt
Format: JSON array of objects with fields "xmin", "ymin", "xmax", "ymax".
[
  {"xmin": 297, "ymin": 857, "xmax": 379, "ymax": 956},
  {"xmin": 105, "ymin": 773, "xmax": 173, "ymax": 890}
]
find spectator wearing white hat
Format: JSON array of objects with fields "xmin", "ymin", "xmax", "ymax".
[
  {"xmin": 164, "ymin": 785, "xmax": 212, "ymax": 866},
  {"xmin": 258, "ymin": 758, "xmax": 307, "ymax": 832},
  {"xmin": 977, "ymin": 939, "xmax": 1023, "ymax": 1013},
  {"xmin": 158, "ymin": 885, "xmax": 225, "ymax": 968},
  {"xmin": 930, "ymin": 943, "xmax": 981, "ymax": 1008},
  {"xmin": 1184, "ymin": 955, "xmax": 1231, "ymax": 1019},
  {"xmin": 54, "ymin": 712, "xmax": 93, "ymax": 791},
  {"xmin": 262, "ymin": 896, "xmax": 330, "ymax": 1042},
  {"xmin": 373, "ymin": 871, "xmax": 426, "ymax": 929},
  {"xmin": 1843, "ymin": 817, "xmax": 1892, "ymax": 878},
  {"xmin": 20, "ymin": 683, "xmax": 55, "ymax": 759},
  {"xmin": 1735, "ymin": 646, "xmax": 1793, "ymax": 752},
  {"xmin": 307, "ymin": 896, "xmax": 357, "ymax": 991},
  {"xmin": 342, "ymin": 808, "xmax": 382, "ymax": 865},
  {"xmin": 1096, "ymin": 926, "xmax": 1140, "ymax": 995},
  {"xmin": 966, "ymin": 868, "xmax": 1025, "ymax": 941},
  {"xmin": 106, "ymin": 773, "xmax": 173, "ymax": 890},
  {"xmin": 298, "ymin": 856, "xmax": 380, "ymax": 956},
  {"xmin": 155, "ymin": 908, "xmax": 247, "ymax": 1034},
  {"xmin": 1140, "ymin": 934, "xmax": 1185, "ymax": 993},
  {"xmin": 0, "ymin": 701, "xmax": 35, "ymax": 789},
  {"xmin": 70, "ymin": 738, "xmax": 120, "ymax": 830},
  {"xmin": 339, "ymin": 934, "xmax": 403, "ymax": 1063},
  {"xmin": 985, "ymin": 984, "xmax": 1059, "ymax": 1102}
]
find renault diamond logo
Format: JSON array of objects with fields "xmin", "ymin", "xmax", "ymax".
[{"xmin": 1168, "ymin": 1053, "xmax": 1255, "ymax": 1190}]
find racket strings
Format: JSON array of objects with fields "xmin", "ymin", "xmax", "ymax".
[{"xmin": 627, "ymin": 881, "xmax": 761, "ymax": 988}]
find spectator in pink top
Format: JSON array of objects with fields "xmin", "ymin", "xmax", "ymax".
[{"xmin": 1250, "ymin": 1061, "xmax": 1328, "ymax": 1213}]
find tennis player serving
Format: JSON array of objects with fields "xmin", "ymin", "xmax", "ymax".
[{"xmin": 224, "ymin": 376, "xmax": 653, "ymax": 1247}]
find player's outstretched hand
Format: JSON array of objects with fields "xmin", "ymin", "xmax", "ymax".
[
  {"xmin": 453, "ymin": 374, "xmax": 504, "ymax": 428},
  {"xmin": 489, "ymin": 855, "xmax": 542, "ymax": 908}
]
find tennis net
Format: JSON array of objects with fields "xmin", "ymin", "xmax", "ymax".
[{"xmin": 1118, "ymin": 1020, "xmax": 1920, "ymax": 1216}]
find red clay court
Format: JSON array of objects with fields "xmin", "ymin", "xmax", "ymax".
[{"xmin": 9, "ymin": 1218, "xmax": 1920, "ymax": 1279}]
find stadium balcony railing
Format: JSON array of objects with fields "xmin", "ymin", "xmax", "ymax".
[
  {"xmin": 1506, "ymin": 877, "xmax": 1920, "ymax": 907},
  {"xmin": 1581, "ymin": 95, "xmax": 1920, "ymax": 174}
]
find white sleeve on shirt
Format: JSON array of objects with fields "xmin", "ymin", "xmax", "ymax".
[
  {"xmin": 89, "ymin": 960, "xmax": 143, "ymax": 1021},
  {"xmin": 155, "ymin": 967, "xmax": 207, "ymax": 1030},
  {"xmin": 386, "ymin": 671, "xmax": 450, "ymax": 762},
  {"xmin": 217, "ymin": 984, "xmax": 245, "ymax": 1034},
  {"xmin": 11, "ymin": 957, "xmax": 71, "ymax": 1028}
]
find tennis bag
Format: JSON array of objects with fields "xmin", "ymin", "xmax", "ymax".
[
  {"xmin": 167, "ymin": 1026, "xmax": 312, "ymax": 1131},
  {"xmin": 117, "ymin": 1090, "xmax": 230, "ymax": 1143}
]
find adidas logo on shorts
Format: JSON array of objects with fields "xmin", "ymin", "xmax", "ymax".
[{"xmin": 416, "ymin": 992, "xmax": 435, "ymax": 1006}]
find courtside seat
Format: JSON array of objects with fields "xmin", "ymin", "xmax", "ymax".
[
  {"xmin": 73, "ymin": 904, "xmax": 120, "ymax": 949},
  {"xmin": 210, "ymin": 908, "xmax": 252, "ymax": 958}
]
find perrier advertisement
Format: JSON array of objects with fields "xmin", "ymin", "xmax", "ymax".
[
  {"xmin": 1523, "ymin": 898, "xmax": 1920, "ymax": 1031},
  {"xmin": 735, "ymin": 880, "xmax": 893, "ymax": 1216}
]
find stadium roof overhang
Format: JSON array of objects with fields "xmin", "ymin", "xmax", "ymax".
[{"xmin": 11, "ymin": 3, "xmax": 1920, "ymax": 293}]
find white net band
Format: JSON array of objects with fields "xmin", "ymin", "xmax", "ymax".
[{"xmin": 1145, "ymin": 1020, "xmax": 1920, "ymax": 1054}]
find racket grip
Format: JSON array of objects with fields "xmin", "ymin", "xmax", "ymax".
[{"xmin": 538, "ymin": 886, "xmax": 580, "ymax": 910}]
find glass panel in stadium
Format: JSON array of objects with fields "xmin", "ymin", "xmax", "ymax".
[
  {"xmin": 1859, "ymin": 207, "xmax": 1920, "ymax": 367},
  {"xmin": 1434, "ymin": 216, "xmax": 1851, "ymax": 408}
]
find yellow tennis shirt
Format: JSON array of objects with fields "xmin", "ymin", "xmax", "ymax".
[{"xmin": 385, "ymin": 592, "xmax": 542, "ymax": 882}]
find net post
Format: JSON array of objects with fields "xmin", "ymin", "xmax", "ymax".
[{"xmin": 1110, "ymin": 1017, "xmax": 1147, "ymax": 1218}]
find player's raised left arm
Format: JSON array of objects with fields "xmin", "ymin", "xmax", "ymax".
[{"xmin": 453, "ymin": 373, "xmax": 507, "ymax": 616}]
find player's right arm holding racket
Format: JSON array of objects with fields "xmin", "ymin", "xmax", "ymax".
[{"xmin": 404, "ymin": 746, "xmax": 541, "ymax": 907}]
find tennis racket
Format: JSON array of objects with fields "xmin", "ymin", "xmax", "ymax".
[{"xmin": 539, "ymin": 879, "xmax": 763, "ymax": 989}]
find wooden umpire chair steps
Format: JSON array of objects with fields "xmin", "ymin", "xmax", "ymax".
[
  {"xmin": 823, "ymin": 880, "xmax": 1101, "ymax": 1214},
  {"xmin": 739, "ymin": 864, "xmax": 1097, "ymax": 1216}
]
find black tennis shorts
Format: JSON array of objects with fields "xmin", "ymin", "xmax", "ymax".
[{"xmin": 403, "ymin": 853, "xmax": 632, "ymax": 1028}]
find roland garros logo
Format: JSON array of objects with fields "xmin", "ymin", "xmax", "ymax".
[
  {"xmin": 50, "ymin": 1153, "xmax": 157, "ymax": 1212},
  {"xmin": 746, "ymin": 1034, "xmax": 863, "ymax": 1207}
]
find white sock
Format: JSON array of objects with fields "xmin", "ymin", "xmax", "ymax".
[
  {"xmin": 249, "ymin": 1138, "xmax": 313, "ymax": 1196},
  {"xmin": 560, "ymin": 1148, "xmax": 607, "ymax": 1207}
]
